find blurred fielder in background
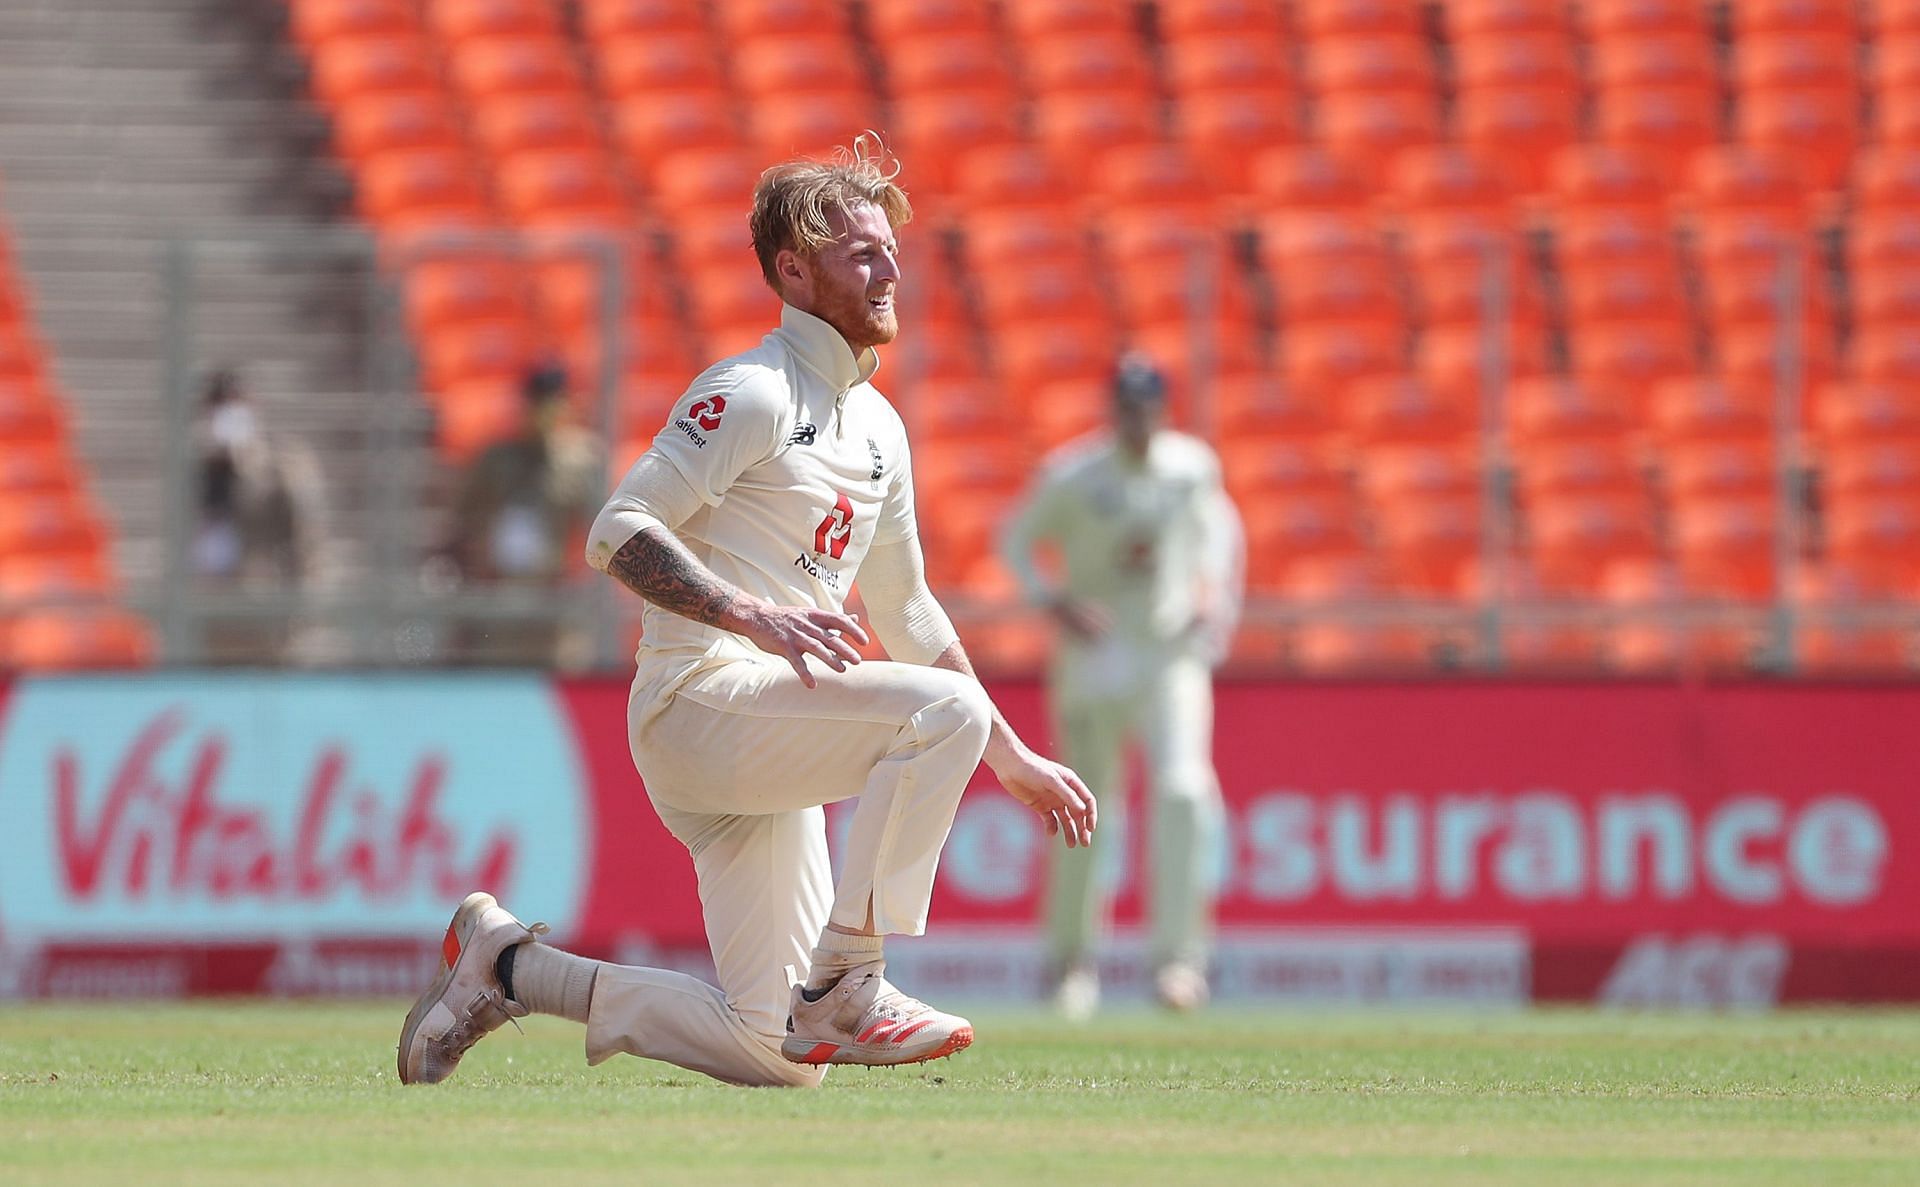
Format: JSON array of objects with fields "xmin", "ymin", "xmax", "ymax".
[
  {"xmin": 398, "ymin": 139, "xmax": 1096, "ymax": 1088},
  {"xmin": 1003, "ymin": 356, "xmax": 1243, "ymax": 1017}
]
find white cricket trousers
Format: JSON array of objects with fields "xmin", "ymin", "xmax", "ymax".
[
  {"xmin": 1045, "ymin": 642, "xmax": 1224, "ymax": 974},
  {"xmin": 581, "ymin": 653, "xmax": 992, "ymax": 1087}
]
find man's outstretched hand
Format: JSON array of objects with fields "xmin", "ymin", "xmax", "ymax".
[{"xmin": 989, "ymin": 744, "xmax": 1098, "ymax": 848}]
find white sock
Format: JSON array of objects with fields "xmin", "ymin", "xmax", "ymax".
[
  {"xmin": 804, "ymin": 930, "xmax": 884, "ymax": 993},
  {"xmin": 510, "ymin": 942, "xmax": 599, "ymax": 1023}
]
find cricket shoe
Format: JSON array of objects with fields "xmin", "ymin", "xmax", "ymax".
[
  {"xmin": 781, "ymin": 960, "xmax": 973, "ymax": 1067},
  {"xmin": 1154, "ymin": 962, "xmax": 1210, "ymax": 1013},
  {"xmin": 397, "ymin": 891, "xmax": 547, "ymax": 1085}
]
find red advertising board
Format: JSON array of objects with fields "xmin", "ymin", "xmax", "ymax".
[{"xmin": 1, "ymin": 675, "xmax": 1915, "ymax": 1005}]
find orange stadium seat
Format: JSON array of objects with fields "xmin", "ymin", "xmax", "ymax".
[
  {"xmin": 1110, "ymin": 253, "xmax": 1259, "ymax": 329},
  {"xmin": 1823, "ymin": 440, "xmax": 1920, "ymax": 501},
  {"xmin": 1215, "ymin": 370, "xmax": 1337, "ymax": 437},
  {"xmin": 732, "ymin": 36, "xmax": 871, "ymax": 100},
  {"xmin": 592, "ymin": 33, "xmax": 730, "ymax": 100},
  {"xmin": 0, "ymin": 330, "xmax": 46, "ymax": 382},
  {"xmin": 1515, "ymin": 440, "xmax": 1643, "ymax": 505},
  {"xmin": 1854, "ymin": 148, "xmax": 1920, "ymax": 215},
  {"xmin": 1032, "ymin": 92, "xmax": 1161, "ymax": 177},
  {"xmin": 1733, "ymin": 0, "xmax": 1858, "ymax": 37},
  {"xmin": 427, "ymin": 0, "xmax": 560, "ymax": 43},
  {"xmin": 1094, "ymin": 144, "xmax": 1219, "ymax": 214},
  {"xmin": 1826, "ymin": 495, "xmax": 1920, "ymax": 588},
  {"xmin": 496, "ymin": 149, "xmax": 628, "ymax": 229},
  {"xmin": 1359, "ymin": 441, "xmax": 1479, "ymax": 503},
  {"xmin": 1873, "ymin": 34, "xmax": 1920, "ymax": 98},
  {"xmin": 1374, "ymin": 493, "xmax": 1484, "ymax": 595},
  {"xmin": 311, "ymin": 35, "xmax": 441, "ymax": 105},
  {"xmin": 1176, "ymin": 92, "xmax": 1303, "ymax": 194},
  {"xmin": 0, "ymin": 551, "xmax": 114, "ymax": 601},
  {"xmin": 1737, "ymin": 89, "xmax": 1861, "ymax": 193},
  {"xmin": 5, "ymin": 609, "xmax": 153, "ymax": 670},
  {"xmin": 1507, "ymin": 376, "xmax": 1635, "ymax": 447},
  {"xmin": 1159, "ymin": 0, "xmax": 1287, "ymax": 38},
  {"xmin": 1455, "ymin": 87, "xmax": 1583, "ymax": 195},
  {"xmin": 1273, "ymin": 264, "xmax": 1406, "ymax": 329},
  {"xmin": 1589, "ymin": 33, "xmax": 1718, "ymax": 95},
  {"xmin": 1562, "ymin": 266, "xmax": 1692, "ymax": 328},
  {"xmin": 404, "ymin": 254, "xmax": 532, "ymax": 333},
  {"xmin": 1164, "ymin": 33, "xmax": 1297, "ymax": 97},
  {"xmin": 883, "ymin": 33, "xmax": 1019, "ymax": 100},
  {"xmin": 472, "ymin": 93, "xmax": 603, "ymax": 158},
  {"xmin": 1717, "ymin": 324, "xmax": 1839, "ymax": 396},
  {"xmin": 1258, "ymin": 211, "xmax": 1395, "ymax": 285},
  {"xmin": 1685, "ymin": 146, "xmax": 1814, "ymax": 219},
  {"xmin": 356, "ymin": 149, "xmax": 492, "ymax": 227},
  {"xmin": 0, "ymin": 441, "xmax": 79, "ymax": 496},
  {"xmin": 962, "ymin": 208, "xmax": 1089, "ymax": 271},
  {"xmin": 683, "ymin": 265, "xmax": 782, "ymax": 332},
  {"xmin": 332, "ymin": 93, "xmax": 465, "ymax": 162},
  {"xmin": 0, "ymin": 492, "xmax": 106, "ymax": 558},
  {"xmin": 0, "ymin": 380, "xmax": 65, "ymax": 443},
  {"xmin": 1388, "ymin": 146, "xmax": 1516, "ymax": 215},
  {"xmin": 749, "ymin": 91, "xmax": 879, "ymax": 159},
  {"xmin": 864, "ymin": 0, "xmax": 997, "ymax": 44},
  {"xmin": 612, "ymin": 93, "xmax": 742, "ymax": 171},
  {"xmin": 1658, "ymin": 382, "xmax": 1774, "ymax": 445},
  {"xmin": 1666, "ymin": 438, "xmax": 1778, "ymax": 500},
  {"xmin": 1294, "ymin": 0, "xmax": 1424, "ymax": 39},
  {"xmin": 1347, "ymin": 374, "xmax": 1474, "ymax": 444},
  {"xmin": 1448, "ymin": 0, "xmax": 1570, "ymax": 38},
  {"xmin": 1670, "ymin": 495, "xmax": 1779, "ymax": 598},
  {"xmin": 1596, "ymin": 86, "xmax": 1721, "ymax": 176},
  {"xmin": 1794, "ymin": 562, "xmax": 1917, "ymax": 673},
  {"xmin": 1414, "ymin": 260, "xmax": 1549, "ymax": 332},
  {"xmin": 1848, "ymin": 214, "xmax": 1920, "ymax": 278},
  {"xmin": 1549, "ymin": 144, "xmax": 1669, "ymax": 216},
  {"xmin": 292, "ymin": 0, "xmax": 419, "ymax": 50},
  {"xmin": 1582, "ymin": 0, "xmax": 1710, "ymax": 38},
  {"xmin": 1281, "ymin": 322, "xmax": 1406, "ymax": 400},
  {"xmin": 1400, "ymin": 210, "xmax": 1531, "ymax": 281},
  {"xmin": 994, "ymin": 318, "xmax": 1120, "ymax": 392},
  {"xmin": 1221, "ymin": 432, "xmax": 1347, "ymax": 496},
  {"xmin": 1316, "ymin": 91, "xmax": 1444, "ymax": 186},
  {"xmin": 649, "ymin": 146, "xmax": 764, "ymax": 209},
  {"xmin": 713, "ymin": 0, "xmax": 850, "ymax": 42},
  {"xmin": 448, "ymin": 37, "xmax": 584, "ymax": 100},
  {"xmin": 1248, "ymin": 145, "xmax": 1372, "ymax": 211},
  {"xmin": 1024, "ymin": 31, "xmax": 1157, "ymax": 96},
  {"xmin": 892, "ymin": 97, "xmax": 1023, "ymax": 196},
  {"xmin": 1816, "ymin": 381, "xmax": 1920, "ymax": 444},
  {"xmin": 1417, "ymin": 323, "xmax": 1549, "ymax": 404},
  {"xmin": 1736, "ymin": 34, "xmax": 1859, "ymax": 93},
  {"xmin": 434, "ymin": 378, "xmax": 526, "ymax": 458},
  {"xmin": 1552, "ymin": 209, "xmax": 1680, "ymax": 273},
  {"xmin": 1700, "ymin": 265, "xmax": 1835, "ymax": 345},
  {"xmin": 948, "ymin": 143, "xmax": 1076, "ymax": 211},
  {"xmin": 974, "ymin": 266, "xmax": 1109, "ymax": 326},
  {"xmin": 1241, "ymin": 495, "xmax": 1367, "ymax": 591},
  {"xmin": 421, "ymin": 316, "xmax": 541, "ymax": 389},
  {"xmin": 1573, "ymin": 321, "xmax": 1700, "ymax": 409},
  {"xmin": 1307, "ymin": 36, "xmax": 1438, "ymax": 98},
  {"xmin": 579, "ymin": 0, "xmax": 707, "ymax": 40},
  {"xmin": 1002, "ymin": 0, "xmax": 1133, "ymax": 39},
  {"xmin": 1692, "ymin": 209, "xmax": 1819, "ymax": 274},
  {"xmin": 1526, "ymin": 491, "xmax": 1660, "ymax": 593},
  {"xmin": 1854, "ymin": 270, "xmax": 1920, "ymax": 329},
  {"xmin": 895, "ymin": 376, "xmax": 1002, "ymax": 443},
  {"xmin": 1453, "ymin": 33, "xmax": 1580, "ymax": 91}
]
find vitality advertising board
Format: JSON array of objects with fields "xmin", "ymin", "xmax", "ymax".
[{"xmin": 0, "ymin": 675, "xmax": 1914, "ymax": 1005}]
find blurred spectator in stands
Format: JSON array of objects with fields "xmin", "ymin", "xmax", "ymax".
[
  {"xmin": 446, "ymin": 360, "xmax": 604, "ymax": 666},
  {"xmin": 1002, "ymin": 354, "xmax": 1243, "ymax": 1018},
  {"xmin": 193, "ymin": 368, "xmax": 325, "ymax": 661}
]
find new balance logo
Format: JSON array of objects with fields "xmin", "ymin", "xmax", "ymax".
[{"xmin": 788, "ymin": 423, "xmax": 818, "ymax": 446}]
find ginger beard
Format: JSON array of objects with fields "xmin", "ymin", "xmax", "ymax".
[{"xmin": 791, "ymin": 203, "xmax": 900, "ymax": 352}]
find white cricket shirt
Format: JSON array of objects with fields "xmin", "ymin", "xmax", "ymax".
[
  {"xmin": 594, "ymin": 304, "xmax": 917, "ymax": 662},
  {"xmin": 1002, "ymin": 430, "xmax": 1238, "ymax": 646}
]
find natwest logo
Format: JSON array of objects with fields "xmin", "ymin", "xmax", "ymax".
[
  {"xmin": 0, "ymin": 676, "xmax": 590, "ymax": 944},
  {"xmin": 54, "ymin": 709, "xmax": 511, "ymax": 903}
]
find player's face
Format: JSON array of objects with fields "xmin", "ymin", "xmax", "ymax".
[
  {"xmin": 785, "ymin": 203, "xmax": 901, "ymax": 352},
  {"xmin": 1114, "ymin": 397, "xmax": 1163, "ymax": 456}
]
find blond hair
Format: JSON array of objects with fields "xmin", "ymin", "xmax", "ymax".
[{"xmin": 749, "ymin": 133, "xmax": 912, "ymax": 291}]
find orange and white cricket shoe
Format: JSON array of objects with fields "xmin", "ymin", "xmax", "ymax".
[
  {"xmin": 397, "ymin": 891, "xmax": 546, "ymax": 1085},
  {"xmin": 781, "ymin": 961, "xmax": 973, "ymax": 1067}
]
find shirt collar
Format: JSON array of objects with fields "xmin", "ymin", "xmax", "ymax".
[{"xmin": 774, "ymin": 303, "xmax": 880, "ymax": 392}]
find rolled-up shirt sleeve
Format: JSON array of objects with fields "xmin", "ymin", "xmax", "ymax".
[{"xmin": 585, "ymin": 451, "xmax": 704, "ymax": 571}]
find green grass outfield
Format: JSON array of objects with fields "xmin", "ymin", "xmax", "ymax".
[{"xmin": 2, "ymin": 1002, "xmax": 1917, "ymax": 1186}]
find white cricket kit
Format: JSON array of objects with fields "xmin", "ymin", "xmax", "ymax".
[
  {"xmin": 1002, "ymin": 432, "xmax": 1240, "ymax": 973},
  {"xmin": 580, "ymin": 305, "xmax": 988, "ymax": 1087}
]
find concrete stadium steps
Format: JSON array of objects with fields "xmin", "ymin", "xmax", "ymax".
[{"xmin": 0, "ymin": 0, "xmax": 438, "ymax": 600}]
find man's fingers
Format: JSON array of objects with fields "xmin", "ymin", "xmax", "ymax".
[
  {"xmin": 820, "ymin": 628, "xmax": 864, "ymax": 666},
  {"xmin": 784, "ymin": 648, "xmax": 817, "ymax": 689},
  {"xmin": 794, "ymin": 632, "xmax": 847, "ymax": 672},
  {"xmin": 813, "ymin": 610, "xmax": 870, "ymax": 646}
]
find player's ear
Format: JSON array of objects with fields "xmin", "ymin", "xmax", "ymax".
[{"xmin": 776, "ymin": 248, "xmax": 810, "ymax": 299}]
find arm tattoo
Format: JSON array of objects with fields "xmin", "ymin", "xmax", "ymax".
[{"xmin": 603, "ymin": 527, "xmax": 739, "ymax": 627}]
